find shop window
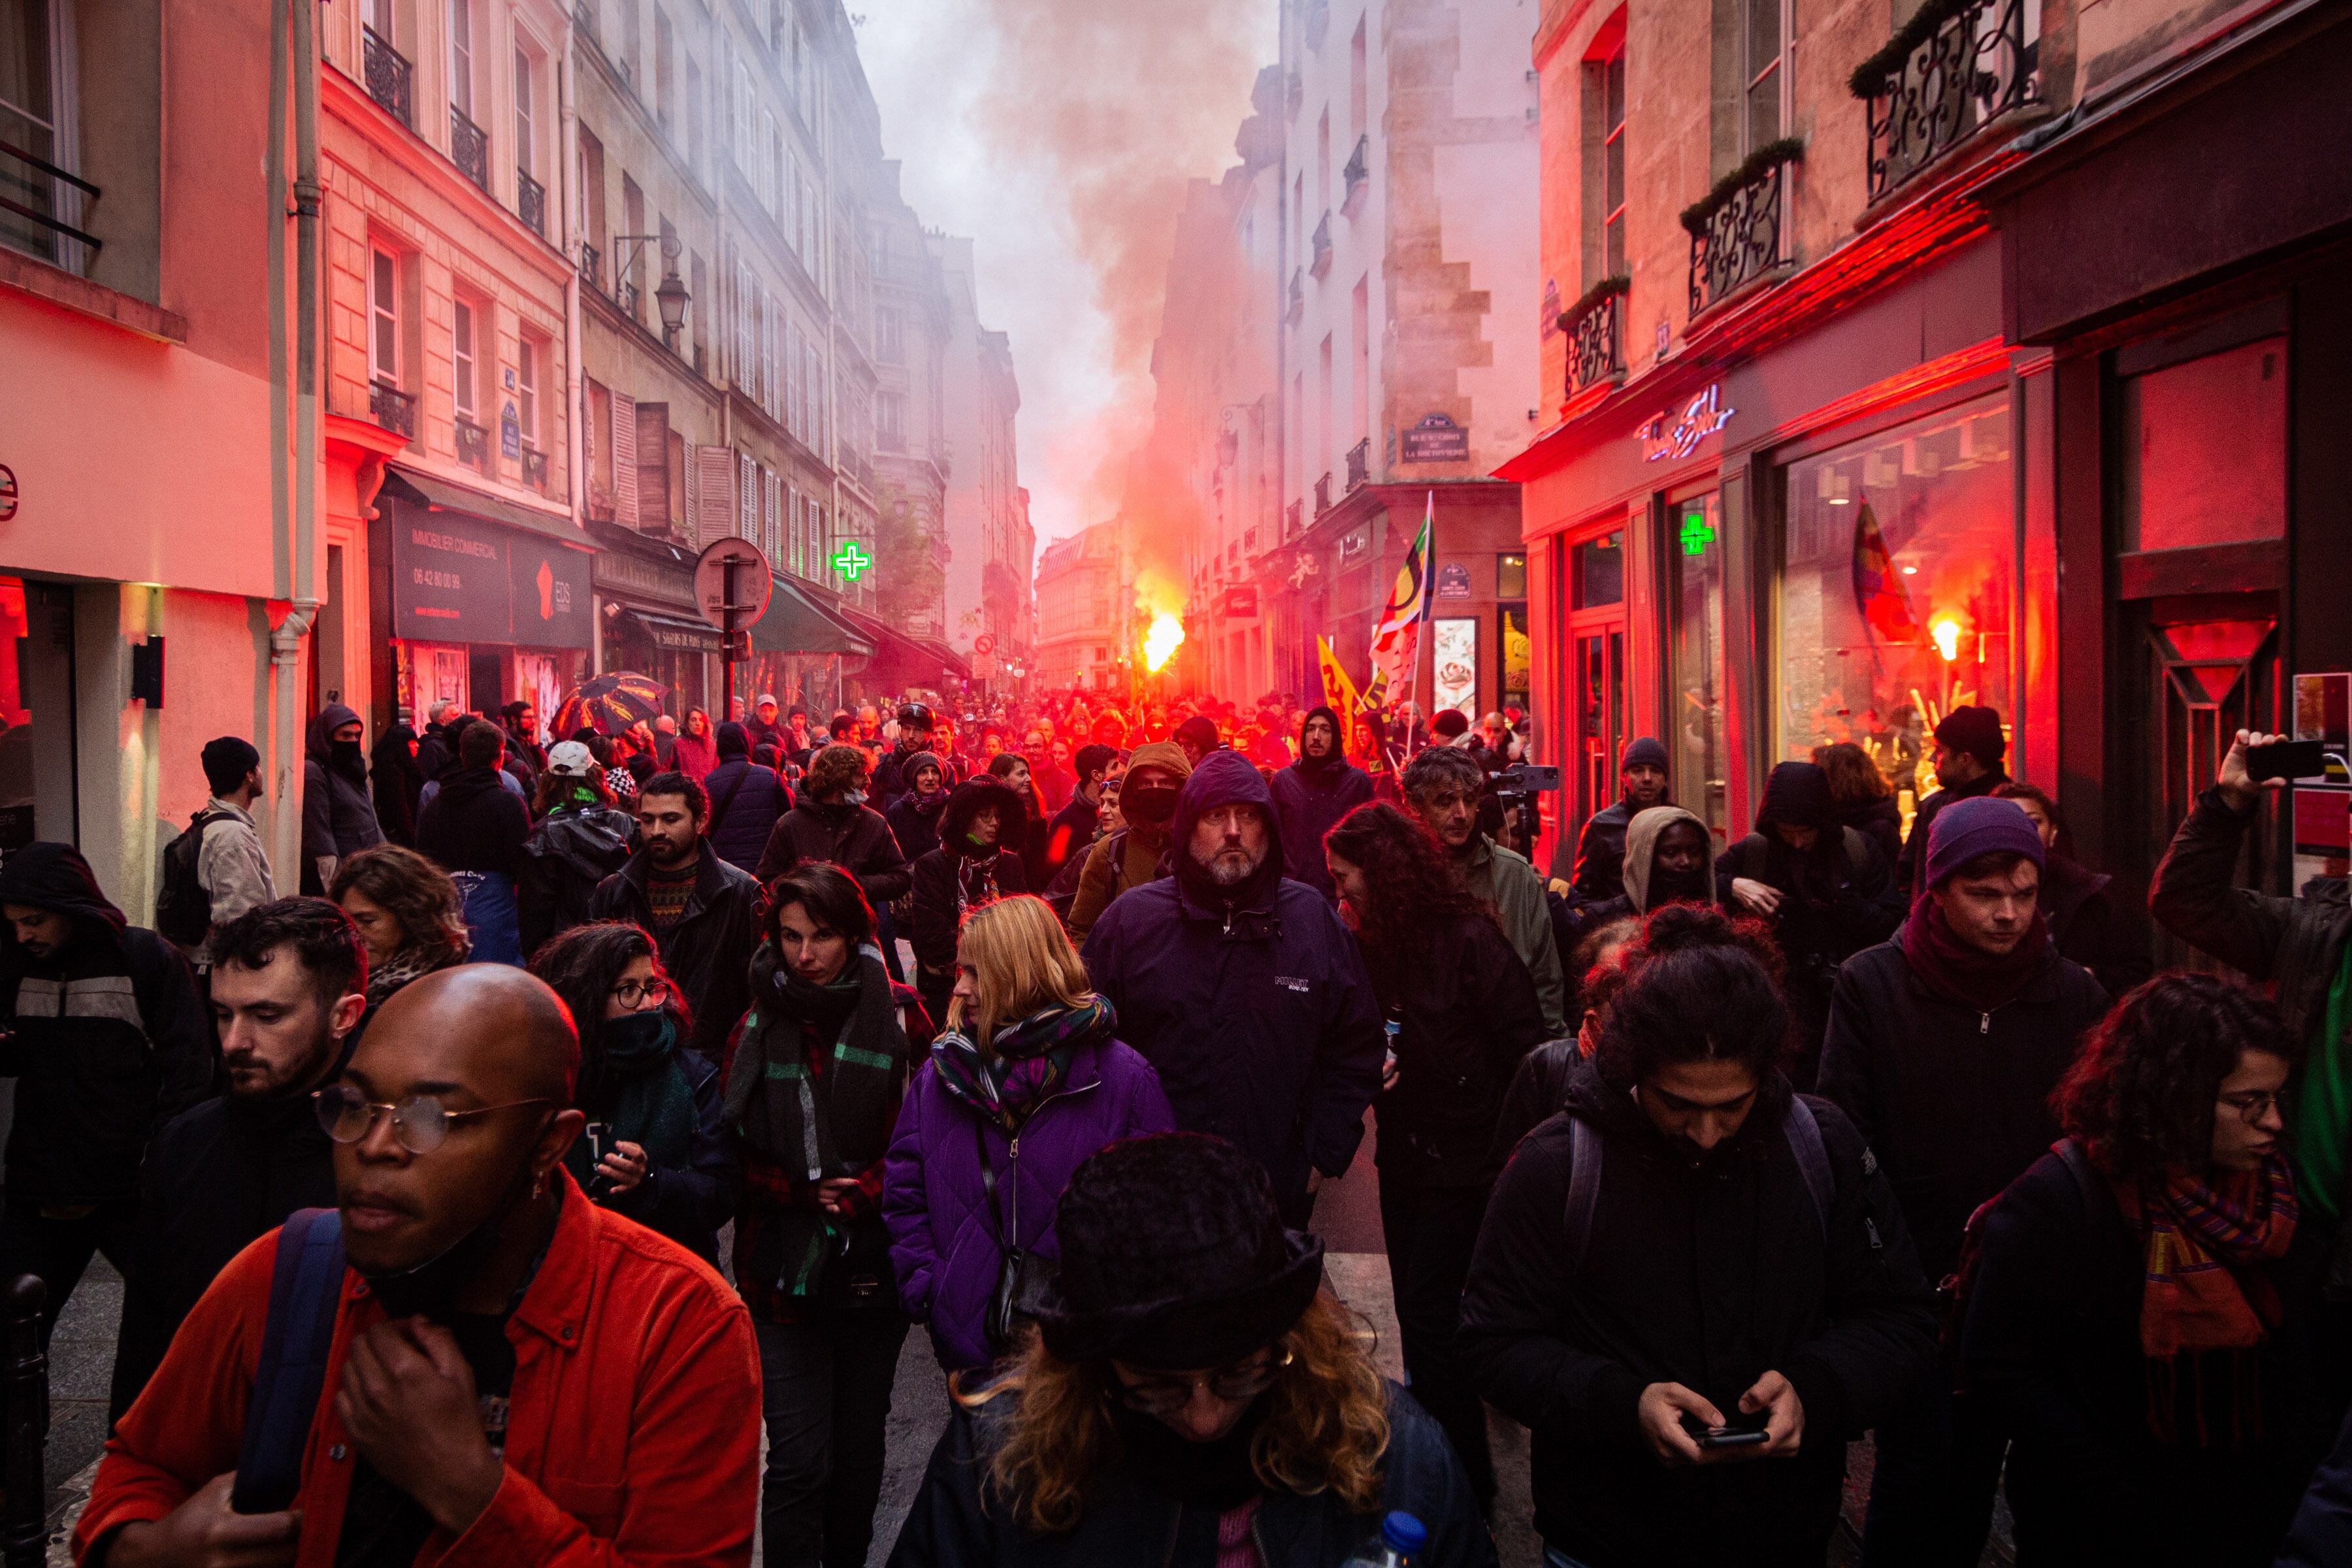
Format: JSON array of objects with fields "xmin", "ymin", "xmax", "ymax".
[
  {"xmin": 1672, "ymin": 497, "xmax": 1729, "ymax": 841},
  {"xmin": 0, "ymin": 578, "xmax": 74, "ymax": 856},
  {"xmin": 2119, "ymin": 336, "xmax": 2286, "ymax": 554},
  {"xmin": 1571, "ymin": 531, "xmax": 1624, "ymax": 608},
  {"xmin": 1780, "ymin": 394, "xmax": 2014, "ymax": 811},
  {"xmin": 1497, "ymin": 552, "xmax": 1527, "ymax": 600}
]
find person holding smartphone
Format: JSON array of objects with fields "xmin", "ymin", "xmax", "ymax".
[{"xmin": 1459, "ymin": 903, "xmax": 1938, "ymax": 1568}]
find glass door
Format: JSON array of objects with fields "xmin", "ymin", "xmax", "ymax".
[
  {"xmin": 1671, "ymin": 495, "xmax": 1729, "ymax": 845},
  {"xmin": 1561, "ymin": 527, "xmax": 1628, "ymax": 855}
]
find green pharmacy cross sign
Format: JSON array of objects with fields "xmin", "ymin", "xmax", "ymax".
[
  {"xmin": 1679, "ymin": 512, "xmax": 1716, "ymax": 556},
  {"xmin": 832, "ymin": 541, "xmax": 873, "ymax": 581}
]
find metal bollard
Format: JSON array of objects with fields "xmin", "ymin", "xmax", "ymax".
[{"xmin": 3, "ymin": 1275, "xmax": 44, "ymax": 1568}]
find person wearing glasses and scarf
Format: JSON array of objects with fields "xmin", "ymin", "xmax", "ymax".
[
  {"xmin": 890, "ymin": 1132, "xmax": 1496, "ymax": 1567},
  {"xmin": 726, "ymin": 862, "xmax": 934, "ymax": 1568},
  {"xmin": 1961, "ymin": 972, "xmax": 2328, "ymax": 1565},
  {"xmin": 529, "ymin": 921, "xmax": 735, "ymax": 1265},
  {"xmin": 883, "ymin": 895, "xmax": 1171, "ymax": 1373}
]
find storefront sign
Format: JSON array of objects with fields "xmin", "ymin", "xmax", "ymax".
[
  {"xmin": 392, "ymin": 504, "xmax": 589, "ymax": 648},
  {"xmin": 1217, "ymin": 587, "xmax": 1258, "ymax": 619},
  {"xmin": 1436, "ymin": 562, "xmax": 1471, "ymax": 599},
  {"xmin": 0, "ymin": 464, "xmax": 16, "ymax": 523},
  {"xmin": 1337, "ymin": 527, "xmax": 1369, "ymax": 564},
  {"xmin": 509, "ymin": 536, "xmax": 591, "ymax": 649},
  {"xmin": 1433, "ymin": 617, "xmax": 1478, "ymax": 717},
  {"xmin": 501, "ymin": 400, "xmax": 521, "ymax": 460},
  {"xmin": 1400, "ymin": 414, "xmax": 1470, "ymax": 464},
  {"xmin": 1637, "ymin": 385, "xmax": 1735, "ymax": 463},
  {"xmin": 832, "ymin": 540, "xmax": 873, "ymax": 581}
]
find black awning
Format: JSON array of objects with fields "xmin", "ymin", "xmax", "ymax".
[
  {"xmin": 380, "ymin": 466, "xmax": 590, "ymax": 550},
  {"xmin": 622, "ymin": 608, "xmax": 723, "ymax": 653},
  {"xmin": 751, "ymin": 578, "xmax": 875, "ymax": 656}
]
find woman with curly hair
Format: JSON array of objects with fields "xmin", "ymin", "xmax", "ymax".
[
  {"xmin": 327, "ymin": 843, "xmax": 468, "ymax": 1011},
  {"xmin": 528, "ymin": 921, "xmax": 734, "ymax": 1262},
  {"xmin": 1322, "ymin": 800, "xmax": 1545, "ymax": 1512},
  {"xmin": 891, "ymin": 1133, "xmax": 1495, "ymax": 1566},
  {"xmin": 1961, "ymin": 972, "xmax": 2325, "ymax": 1565}
]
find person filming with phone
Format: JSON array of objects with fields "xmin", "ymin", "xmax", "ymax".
[{"xmin": 1458, "ymin": 904, "xmax": 1937, "ymax": 1568}]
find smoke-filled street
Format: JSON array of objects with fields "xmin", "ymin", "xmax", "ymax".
[{"xmin": 3, "ymin": 0, "xmax": 2351, "ymax": 1564}]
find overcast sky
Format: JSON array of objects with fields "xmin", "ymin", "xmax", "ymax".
[{"xmin": 858, "ymin": 0, "xmax": 1276, "ymax": 552}]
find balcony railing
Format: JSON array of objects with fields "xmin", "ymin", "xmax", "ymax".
[
  {"xmin": 449, "ymin": 107, "xmax": 489, "ymax": 193},
  {"xmin": 521, "ymin": 446, "xmax": 548, "ymax": 488},
  {"xmin": 362, "ymin": 28, "xmax": 413, "ymax": 128},
  {"xmin": 1285, "ymin": 499, "xmax": 1303, "ymax": 538},
  {"xmin": 1858, "ymin": 0, "xmax": 2038, "ymax": 204},
  {"xmin": 1563, "ymin": 278, "xmax": 1627, "ymax": 397},
  {"xmin": 1313, "ymin": 472, "xmax": 1332, "ymax": 517},
  {"xmin": 454, "ymin": 416, "xmax": 489, "ymax": 467},
  {"xmin": 574, "ymin": 0, "xmax": 596, "ymax": 45},
  {"xmin": 1286, "ymin": 269, "xmax": 1303, "ymax": 323},
  {"xmin": 516, "ymin": 168, "xmax": 546, "ymax": 237},
  {"xmin": 369, "ymin": 380, "xmax": 417, "ymax": 442},
  {"xmin": 0, "ymin": 135, "xmax": 102, "ymax": 267},
  {"xmin": 1686, "ymin": 143, "xmax": 1797, "ymax": 318},
  {"xmin": 578, "ymin": 241, "xmax": 601, "ymax": 287},
  {"xmin": 1345, "ymin": 438, "xmax": 1370, "ymax": 491},
  {"xmin": 1309, "ymin": 212, "xmax": 1333, "ymax": 278},
  {"xmin": 1341, "ymin": 134, "xmax": 1369, "ymax": 216},
  {"xmin": 616, "ymin": 275, "xmax": 640, "ymax": 318}
]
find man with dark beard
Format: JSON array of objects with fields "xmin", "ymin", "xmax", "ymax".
[
  {"xmin": 108, "ymin": 898, "xmax": 368, "ymax": 1418},
  {"xmin": 302, "ymin": 702, "xmax": 385, "ymax": 894},
  {"xmin": 592, "ymin": 771, "xmax": 762, "ymax": 1060},
  {"xmin": 1271, "ymin": 705, "xmax": 1375, "ymax": 906},
  {"xmin": 1081, "ymin": 749, "xmax": 1384, "ymax": 1226},
  {"xmin": 78, "ymin": 965, "xmax": 762, "ymax": 1568}
]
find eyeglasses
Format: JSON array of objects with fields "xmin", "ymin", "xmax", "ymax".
[
  {"xmin": 2218, "ymin": 1090, "xmax": 2287, "ymax": 1126},
  {"xmin": 1111, "ymin": 1345, "xmax": 1293, "ymax": 1415},
  {"xmin": 314, "ymin": 1084, "xmax": 555, "ymax": 1154},
  {"xmin": 610, "ymin": 975, "xmax": 675, "ymax": 1009}
]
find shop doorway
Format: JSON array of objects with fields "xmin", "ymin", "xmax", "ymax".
[
  {"xmin": 1669, "ymin": 495, "xmax": 1729, "ymax": 845},
  {"xmin": 1560, "ymin": 526, "xmax": 1628, "ymax": 862},
  {"xmin": 0, "ymin": 578, "xmax": 75, "ymax": 858}
]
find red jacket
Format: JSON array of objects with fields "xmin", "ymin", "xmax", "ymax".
[{"xmin": 75, "ymin": 1170, "xmax": 760, "ymax": 1568}]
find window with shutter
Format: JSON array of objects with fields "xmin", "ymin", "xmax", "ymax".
[
  {"xmin": 735, "ymin": 260, "xmax": 753, "ymax": 390},
  {"xmin": 698, "ymin": 444, "xmax": 734, "ymax": 543},
  {"xmin": 764, "ymin": 471, "xmax": 779, "ymax": 562},
  {"xmin": 739, "ymin": 451, "xmax": 757, "ymax": 540},
  {"xmin": 666, "ymin": 428, "xmax": 687, "ymax": 535},
  {"xmin": 612, "ymin": 391, "xmax": 639, "ymax": 522},
  {"xmin": 785, "ymin": 323, "xmax": 800, "ymax": 438},
  {"xmin": 787, "ymin": 483, "xmax": 801, "ymax": 574},
  {"xmin": 683, "ymin": 439, "xmax": 701, "ymax": 542},
  {"xmin": 636, "ymin": 403, "xmax": 670, "ymax": 532}
]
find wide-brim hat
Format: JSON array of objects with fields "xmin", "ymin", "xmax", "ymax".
[{"xmin": 1030, "ymin": 1133, "xmax": 1325, "ymax": 1370}]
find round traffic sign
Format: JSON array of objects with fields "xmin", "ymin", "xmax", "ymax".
[
  {"xmin": 973, "ymin": 633, "xmax": 996, "ymax": 655},
  {"xmin": 693, "ymin": 537, "xmax": 774, "ymax": 632}
]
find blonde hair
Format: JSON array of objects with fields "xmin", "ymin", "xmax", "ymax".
[
  {"xmin": 964, "ymin": 1294, "xmax": 1388, "ymax": 1535},
  {"xmin": 947, "ymin": 894, "xmax": 1091, "ymax": 1051}
]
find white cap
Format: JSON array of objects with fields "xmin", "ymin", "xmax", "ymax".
[{"xmin": 547, "ymin": 740, "xmax": 598, "ymax": 777}]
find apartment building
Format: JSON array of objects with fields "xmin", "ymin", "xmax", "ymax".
[
  {"xmin": 1032, "ymin": 521, "xmax": 1126, "ymax": 694},
  {"xmin": 868, "ymin": 169, "xmax": 953, "ymax": 646},
  {"xmin": 937, "ymin": 235, "xmax": 1032, "ymax": 689}
]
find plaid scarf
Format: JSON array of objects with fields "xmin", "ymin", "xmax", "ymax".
[
  {"xmin": 929, "ymin": 995, "xmax": 1116, "ymax": 1135},
  {"xmin": 2117, "ymin": 1154, "xmax": 2297, "ymax": 1443}
]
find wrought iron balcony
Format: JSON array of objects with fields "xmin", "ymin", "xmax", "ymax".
[
  {"xmin": 516, "ymin": 168, "xmax": 546, "ymax": 237},
  {"xmin": 1341, "ymin": 135, "xmax": 1368, "ymax": 216},
  {"xmin": 368, "ymin": 380, "xmax": 417, "ymax": 442},
  {"xmin": 454, "ymin": 416, "xmax": 489, "ymax": 466},
  {"xmin": 1686, "ymin": 143, "xmax": 1797, "ymax": 318},
  {"xmin": 0, "ymin": 135, "xmax": 102, "ymax": 267},
  {"xmin": 1563, "ymin": 278, "xmax": 1627, "ymax": 397},
  {"xmin": 1345, "ymin": 438, "xmax": 1370, "ymax": 491},
  {"xmin": 1285, "ymin": 499, "xmax": 1303, "ymax": 538},
  {"xmin": 521, "ymin": 446, "xmax": 548, "ymax": 488},
  {"xmin": 363, "ymin": 28, "xmax": 414, "ymax": 128},
  {"xmin": 578, "ymin": 241, "xmax": 601, "ymax": 287},
  {"xmin": 1313, "ymin": 472, "xmax": 1332, "ymax": 517},
  {"xmin": 1309, "ymin": 211, "xmax": 1333, "ymax": 279},
  {"xmin": 1286, "ymin": 269, "xmax": 1303, "ymax": 324},
  {"xmin": 1857, "ymin": 0, "xmax": 2038, "ymax": 204},
  {"xmin": 616, "ymin": 276, "xmax": 640, "ymax": 318},
  {"xmin": 449, "ymin": 108, "xmax": 489, "ymax": 193}
]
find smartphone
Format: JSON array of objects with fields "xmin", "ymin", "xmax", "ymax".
[
  {"xmin": 2247, "ymin": 740, "xmax": 2329, "ymax": 783},
  {"xmin": 1684, "ymin": 1413, "xmax": 1770, "ymax": 1450}
]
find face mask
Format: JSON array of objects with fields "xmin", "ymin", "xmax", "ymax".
[
  {"xmin": 356, "ymin": 1122, "xmax": 547, "ymax": 1320},
  {"xmin": 845, "ymin": 788, "xmax": 869, "ymax": 806},
  {"xmin": 600, "ymin": 1006, "xmax": 677, "ymax": 1069}
]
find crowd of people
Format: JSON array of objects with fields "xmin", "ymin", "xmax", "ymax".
[{"xmin": 6, "ymin": 679, "xmax": 2347, "ymax": 1567}]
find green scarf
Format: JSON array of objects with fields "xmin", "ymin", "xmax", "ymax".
[
  {"xmin": 564, "ymin": 1009, "xmax": 698, "ymax": 1196},
  {"xmin": 2292, "ymin": 941, "xmax": 2352, "ymax": 1220}
]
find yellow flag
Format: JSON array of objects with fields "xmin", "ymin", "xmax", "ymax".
[{"xmin": 1316, "ymin": 636, "xmax": 1363, "ymax": 720}]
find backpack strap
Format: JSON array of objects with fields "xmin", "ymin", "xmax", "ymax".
[
  {"xmin": 2051, "ymin": 1137, "xmax": 2104, "ymax": 1213},
  {"xmin": 229, "ymin": 1207, "xmax": 347, "ymax": 1515},
  {"xmin": 1782, "ymin": 1096, "xmax": 1835, "ymax": 1244},
  {"xmin": 1561, "ymin": 1115, "xmax": 1604, "ymax": 1276}
]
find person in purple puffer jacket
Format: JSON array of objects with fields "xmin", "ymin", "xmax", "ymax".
[{"xmin": 883, "ymin": 893, "xmax": 1175, "ymax": 1372}]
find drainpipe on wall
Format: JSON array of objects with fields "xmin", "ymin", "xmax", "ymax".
[
  {"xmin": 561, "ymin": 24, "xmax": 586, "ymax": 540},
  {"xmin": 270, "ymin": 0, "xmax": 324, "ymax": 884}
]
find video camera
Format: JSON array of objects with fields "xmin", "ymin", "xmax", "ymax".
[{"xmin": 1489, "ymin": 762, "xmax": 1562, "ymax": 802}]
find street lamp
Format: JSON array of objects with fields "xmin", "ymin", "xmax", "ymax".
[{"xmin": 655, "ymin": 268, "xmax": 690, "ymax": 346}]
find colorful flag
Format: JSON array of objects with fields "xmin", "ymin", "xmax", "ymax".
[
  {"xmin": 1316, "ymin": 635, "xmax": 1364, "ymax": 722},
  {"xmin": 1370, "ymin": 495, "xmax": 1436, "ymax": 695},
  {"xmin": 1850, "ymin": 500, "xmax": 1920, "ymax": 645}
]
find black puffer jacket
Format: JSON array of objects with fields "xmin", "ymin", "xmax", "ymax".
[
  {"xmin": 1816, "ymin": 940, "xmax": 2108, "ymax": 1282},
  {"xmin": 414, "ymin": 764, "xmax": 531, "ymax": 878},
  {"xmin": 908, "ymin": 779, "xmax": 1030, "ymax": 975},
  {"xmin": 888, "ymin": 1380, "xmax": 1497, "ymax": 1568},
  {"xmin": 589, "ymin": 849, "xmax": 762, "ymax": 1061},
  {"xmin": 519, "ymin": 805, "xmax": 636, "ymax": 957},
  {"xmin": 755, "ymin": 799, "xmax": 911, "ymax": 904},
  {"xmin": 0, "ymin": 844, "xmax": 211, "ymax": 1201},
  {"xmin": 1459, "ymin": 1058, "xmax": 1937, "ymax": 1567},
  {"xmin": 1570, "ymin": 798, "xmax": 1638, "ymax": 901},
  {"xmin": 1372, "ymin": 911, "xmax": 1546, "ymax": 1186}
]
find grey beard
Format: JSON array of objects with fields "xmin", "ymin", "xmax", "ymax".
[{"xmin": 1205, "ymin": 849, "xmax": 1262, "ymax": 887}]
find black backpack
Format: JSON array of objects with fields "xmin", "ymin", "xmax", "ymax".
[
  {"xmin": 155, "ymin": 806, "xmax": 231, "ymax": 947},
  {"xmin": 1938, "ymin": 1137, "xmax": 2102, "ymax": 1379}
]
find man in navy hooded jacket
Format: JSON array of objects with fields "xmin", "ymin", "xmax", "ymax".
[
  {"xmin": 1081, "ymin": 748, "xmax": 1386, "ymax": 1225},
  {"xmin": 1269, "ymin": 704, "xmax": 1375, "ymax": 905}
]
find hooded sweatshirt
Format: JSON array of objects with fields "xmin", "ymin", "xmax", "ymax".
[
  {"xmin": 1620, "ymin": 805, "xmax": 1714, "ymax": 914},
  {"xmin": 300, "ymin": 702, "xmax": 384, "ymax": 890},
  {"xmin": 1269, "ymin": 704, "xmax": 1375, "ymax": 904},
  {"xmin": 1079, "ymin": 749, "xmax": 1385, "ymax": 1205},
  {"xmin": 0, "ymin": 843, "xmax": 211, "ymax": 1201},
  {"xmin": 909, "ymin": 779, "xmax": 1030, "ymax": 975},
  {"xmin": 369, "ymin": 723, "xmax": 425, "ymax": 847},
  {"xmin": 1066, "ymin": 741, "xmax": 1194, "ymax": 946},
  {"xmin": 886, "ymin": 752, "xmax": 951, "ymax": 864}
]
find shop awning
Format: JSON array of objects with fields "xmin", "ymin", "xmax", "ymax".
[
  {"xmin": 837, "ymin": 607, "xmax": 962, "ymax": 681},
  {"xmin": 913, "ymin": 637, "xmax": 972, "ymax": 679},
  {"xmin": 623, "ymin": 608, "xmax": 723, "ymax": 653},
  {"xmin": 751, "ymin": 578, "xmax": 875, "ymax": 657},
  {"xmin": 381, "ymin": 466, "xmax": 589, "ymax": 550}
]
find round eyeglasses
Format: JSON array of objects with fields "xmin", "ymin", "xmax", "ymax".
[
  {"xmin": 2217, "ymin": 1090, "xmax": 2287, "ymax": 1126},
  {"xmin": 1111, "ymin": 1345, "xmax": 1294, "ymax": 1416},
  {"xmin": 609, "ymin": 975, "xmax": 675, "ymax": 1009},
  {"xmin": 314, "ymin": 1084, "xmax": 555, "ymax": 1154}
]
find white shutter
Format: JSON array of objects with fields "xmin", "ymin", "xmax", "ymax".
[
  {"xmin": 611, "ymin": 391, "xmax": 639, "ymax": 525},
  {"xmin": 738, "ymin": 452, "xmax": 757, "ymax": 540},
  {"xmin": 698, "ymin": 444, "xmax": 736, "ymax": 542},
  {"xmin": 764, "ymin": 308, "xmax": 779, "ymax": 425},
  {"xmin": 683, "ymin": 440, "xmax": 701, "ymax": 544},
  {"xmin": 785, "ymin": 324, "xmax": 799, "ymax": 438},
  {"xmin": 762, "ymin": 472, "xmax": 779, "ymax": 563},
  {"xmin": 734, "ymin": 261, "xmax": 753, "ymax": 390}
]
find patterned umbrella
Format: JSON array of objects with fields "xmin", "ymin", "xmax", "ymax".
[{"xmin": 552, "ymin": 672, "xmax": 668, "ymax": 738}]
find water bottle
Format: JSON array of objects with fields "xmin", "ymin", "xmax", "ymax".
[{"xmin": 1343, "ymin": 1510, "xmax": 1428, "ymax": 1568}]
